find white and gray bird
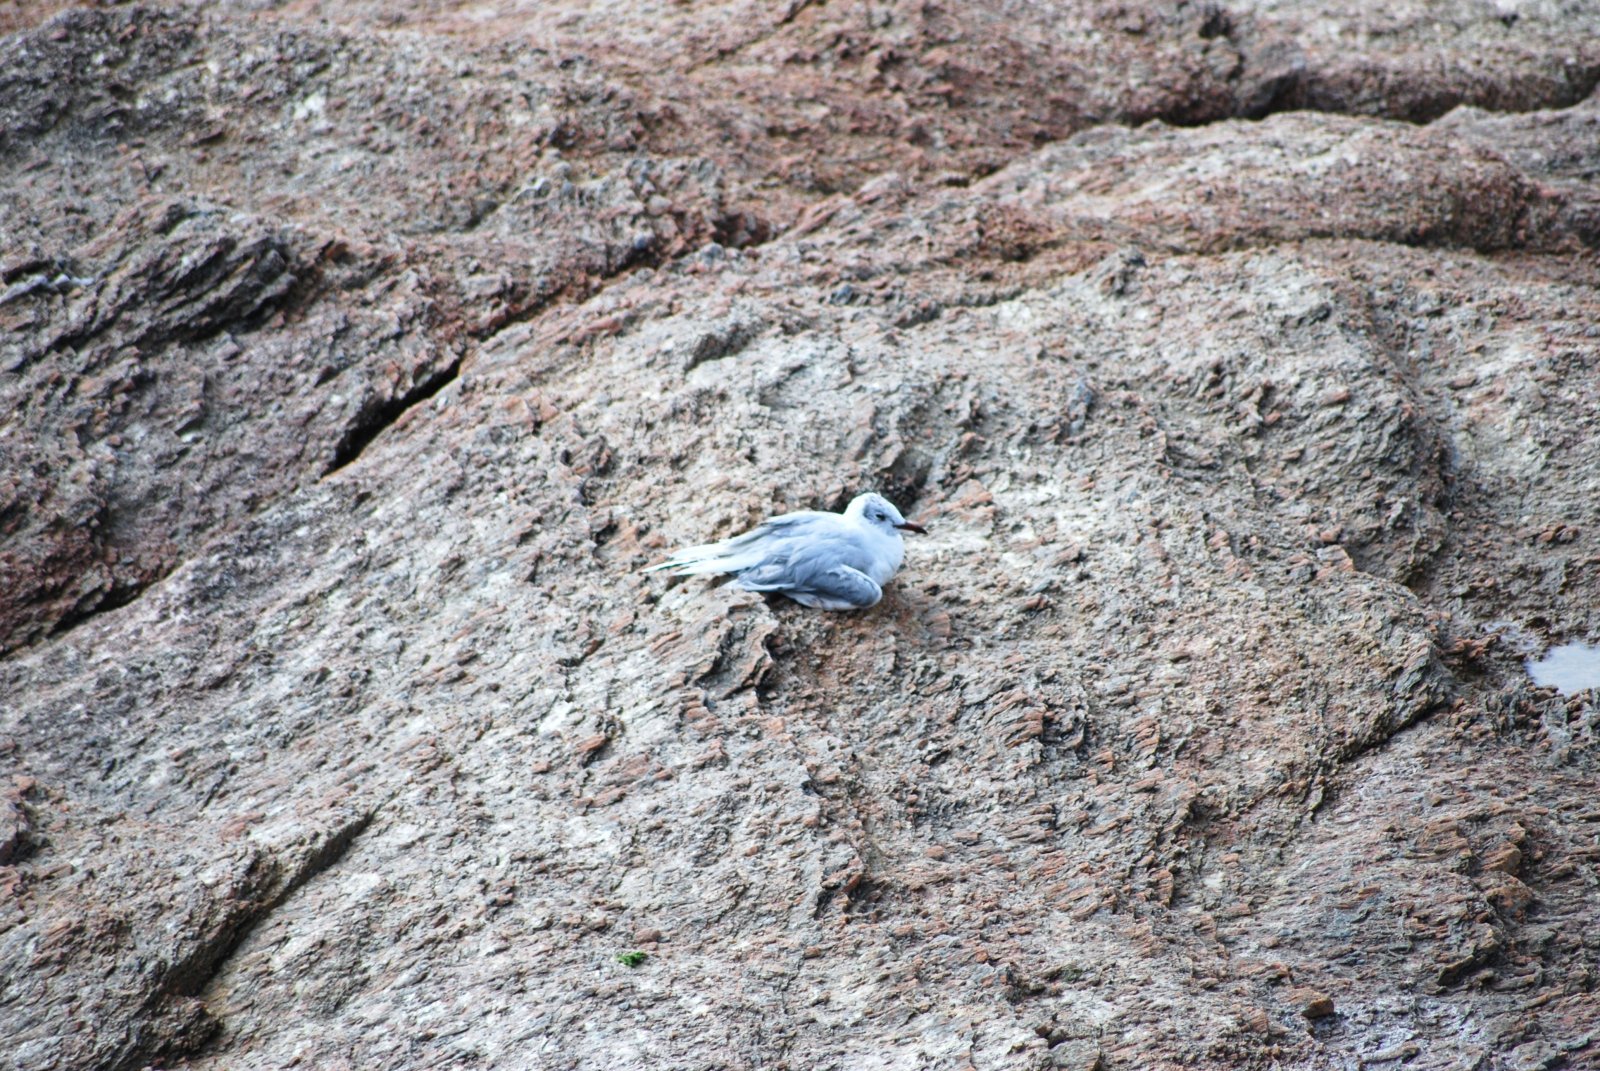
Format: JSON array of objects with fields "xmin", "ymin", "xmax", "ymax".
[{"xmin": 646, "ymin": 492, "xmax": 927, "ymax": 609}]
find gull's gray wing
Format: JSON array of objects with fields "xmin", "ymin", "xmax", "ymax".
[
  {"xmin": 721, "ymin": 510, "xmax": 834, "ymax": 548},
  {"xmin": 733, "ymin": 538, "xmax": 884, "ymax": 609},
  {"xmin": 646, "ymin": 511, "xmax": 841, "ymax": 575}
]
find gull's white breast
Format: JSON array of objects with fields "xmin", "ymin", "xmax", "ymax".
[{"xmin": 854, "ymin": 521, "xmax": 905, "ymax": 585}]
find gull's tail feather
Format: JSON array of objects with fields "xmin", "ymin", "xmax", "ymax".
[
  {"xmin": 644, "ymin": 523, "xmax": 785, "ymax": 576},
  {"xmin": 643, "ymin": 537, "xmax": 767, "ymax": 576}
]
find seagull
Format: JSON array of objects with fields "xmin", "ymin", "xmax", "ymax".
[{"xmin": 646, "ymin": 492, "xmax": 927, "ymax": 609}]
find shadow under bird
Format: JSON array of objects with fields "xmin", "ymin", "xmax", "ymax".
[{"xmin": 646, "ymin": 492, "xmax": 927, "ymax": 609}]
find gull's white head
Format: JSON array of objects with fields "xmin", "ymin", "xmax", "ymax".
[{"xmin": 846, "ymin": 492, "xmax": 927, "ymax": 535}]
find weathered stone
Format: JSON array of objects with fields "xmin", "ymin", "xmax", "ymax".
[
  {"xmin": 2, "ymin": 2, "xmax": 1599, "ymax": 1070},
  {"xmin": 1296, "ymin": 990, "xmax": 1337, "ymax": 1020}
]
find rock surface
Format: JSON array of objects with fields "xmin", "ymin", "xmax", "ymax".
[{"xmin": 2, "ymin": 3, "xmax": 1598, "ymax": 1070}]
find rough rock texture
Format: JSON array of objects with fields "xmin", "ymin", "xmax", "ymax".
[{"xmin": 2, "ymin": 3, "xmax": 1598, "ymax": 1070}]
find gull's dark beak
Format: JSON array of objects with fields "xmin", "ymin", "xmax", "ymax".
[{"xmin": 895, "ymin": 521, "xmax": 928, "ymax": 534}]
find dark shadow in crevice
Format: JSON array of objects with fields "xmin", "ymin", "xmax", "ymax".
[
  {"xmin": 44, "ymin": 578, "xmax": 152, "ymax": 644},
  {"xmin": 322, "ymin": 357, "xmax": 463, "ymax": 476}
]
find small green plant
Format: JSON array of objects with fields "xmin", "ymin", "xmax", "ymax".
[{"xmin": 616, "ymin": 950, "xmax": 647, "ymax": 968}]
